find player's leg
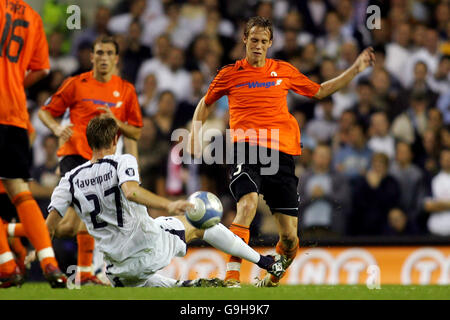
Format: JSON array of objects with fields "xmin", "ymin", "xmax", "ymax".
[
  {"xmin": 57, "ymin": 155, "xmax": 101, "ymax": 285},
  {"xmin": 255, "ymin": 152, "xmax": 300, "ymax": 287},
  {"xmin": 0, "ymin": 219, "xmax": 23, "ymax": 288},
  {"xmin": 224, "ymin": 192, "xmax": 258, "ymax": 284},
  {"xmin": 4, "ymin": 179, "xmax": 66, "ymax": 287},
  {"xmin": 175, "ymin": 215, "xmax": 285, "ymax": 282}
]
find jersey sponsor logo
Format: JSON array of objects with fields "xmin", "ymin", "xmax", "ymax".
[
  {"xmin": 125, "ymin": 168, "xmax": 135, "ymax": 176},
  {"xmin": 235, "ymin": 80, "xmax": 282, "ymax": 89},
  {"xmin": 82, "ymin": 98, "xmax": 117, "ymax": 108},
  {"xmin": 74, "ymin": 170, "xmax": 113, "ymax": 188}
]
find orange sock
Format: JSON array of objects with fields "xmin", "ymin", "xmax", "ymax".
[
  {"xmin": 10, "ymin": 237, "xmax": 27, "ymax": 272},
  {"xmin": 225, "ymin": 223, "xmax": 250, "ymax": 281},
  {"xmin": 271, "ymin": 237, "xmax": 299, "ymax": 282},
  {"xmin": 77, "ymin": 231, "xmax": 94, "ymax": 280},
  {"xmin": 0, "ymin": 222, "xmax": 17, "ymax": 274},
  {"xmin": 12, "ymin": 191, "xmax": 58, "ymax": 271},
  {"xmin": 4, "ymin": 223, "xmax": 26, "ymax": 237}
]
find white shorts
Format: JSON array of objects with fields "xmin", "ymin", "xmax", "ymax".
[{"xmin": 105, "ymin": 216, "xmax": 187, "ymax": 287}]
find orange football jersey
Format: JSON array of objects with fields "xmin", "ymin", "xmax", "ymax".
[
  {"xmin": 41, "ymin": 71, "xmax": 143, "ymax": 160},
  {"xmin": 0, "ymin": 0, "xmax": 50, "ymax": 129},
  {"xmin": 205, "ymin": 58, "xmax": 320, "ymax": 155}
]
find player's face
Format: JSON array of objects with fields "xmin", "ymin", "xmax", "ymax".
[
  {"xmin": 92, "ymin": 43, "xmax": 118, "ymax": 76},
  {"xmin": 243, "ymin": 26, "xmax": 272, "ymax": 66}
]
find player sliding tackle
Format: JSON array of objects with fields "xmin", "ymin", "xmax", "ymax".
[{"xmin": 45, "ymin": 116, "xmax": 285, "ymax": 287}]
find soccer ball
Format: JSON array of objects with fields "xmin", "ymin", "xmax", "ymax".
[{"xmin": 185, "ymin": 191, "xmax": 223, "ymax": 229}]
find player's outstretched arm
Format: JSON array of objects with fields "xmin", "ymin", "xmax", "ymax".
[
  {"xmin": 46, "ymin": 210, "xmax": 63, "ymax": 239},
  {"xmin": 188, "ymin": 96, "xmax": 215, "ymax": 158},
  {"xmin": 121, "ymin": 181, "xmax": 193, "ymax": 216},
  {"xmin": 314, "ymin": 47, "xmax": 375, "ymax": 100}
]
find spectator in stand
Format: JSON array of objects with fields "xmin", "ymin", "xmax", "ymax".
[
  {"xmin": 274, "ymin": 29, "xmax": 302, "ymax": 61},
  {"xmin": 281, "ymin": 10, "xmax": 313, "ymax": 48},
  {"xmin": 427, "ymin": 108, "xmax": 444, "ymax": 136},
  {"xmin": 202, "ymin": 9, "xmax": 236, "ymax": 66},
  {"xmin": 151, "ymin": 46, "xmax": 191, "ymax": 102},
  {"xmin": 332, "ymin": 110, "xmax": 357, "ymax": 151},
  {"xmin": 391, "ymin": 90, "xmax": 428, "ymax": 145},
  {"xmin": 370, "ymin": 68, "xmax": 402, "ymax": 121},
  {"xmin": 351, "ymin": 79, "xmax": 378, "ymax": 131},
  {"xmin": 297, "ymin": 43, "xmax": 320, "ymax": 76},
  {"xmin": 416, "ymin": 129, "xmax": 441, "ymax": 185},
  {"xmin": 424, "ymin": 148, "xmax": 450, "ymax": 237},
  {"xmin": 71, "ymin": 41, "xmax": 93, "ymax": 76},
  {"xmin": 389, "ymin": 141, "xmax": 426, "ymax": 234},
  {"xmin": 398, "ymin": 61, "xmax": 438, "ymax": 111},
  {"xmin": 428, "ymin": 55, "xmax": 450, "ymax": 97},
  {"xmin": 305, "ymin": 97, "xmax": 338, "ymax": 144},
  {"xmin": 441, "ymin": 125, "xmax": 450, "ymax": 149},
  {"xmin": 367, "ymin": 111, "xmax": 396, "ymax": 160},
  {"xmin": 437, "ymin": 91, "xmax": 450, "ymax": 125},
  {"xmin": 48, "ymin": 31, "xmax": 78, "ymax": 77},
  {"xmin": 139, "ymin": 73, "xmax": 158, "ymax": 116},
  {"xmin": 184, "ymin": 34, "xmax": 210, "ymax": 72},
  {"xmin": 298, "ymin": 144, "xmax": 351, "ymax": 237},
  {"xmin": 136, "ymin": 34, "xmax": 172, "ymax": 92},
  {"xmin": 173, "ymin": 70, "xmax": 206, "ymax": 130},
  {"xmin": 71, "ymin": 5, "xmax": 111, "ymax": 55},
  {"xmin": 107, "ymin": 0, "xmax": 147, "ymax": 37},
  {"xmin": 433, "ymin": 2, "xmax": 450, "ymax": 40},
  {"xmin": 405, "ymin": 28, "xmax": 441, "ymax": 88},
  {"xmin": 144, "ymin": 90, "xmax": 177, "ymax": 196},
  {"xmin": 316, "ymin": 11, "xmax": 354, "ymax": 60},
  {"xmin": 333, "ymin": 123, "xmax": 372, "ymax": 183},
  {"xmin": 120, "ymin": 20, "xmax": 152, "ymax": 84},
  {"xmin": 349, "ymin": 152, "xmax": 405, "ymax": 235},
  {"xmin": 385, "ymin": 22, "xmax": 413, "ymax": 88},
  {"xmin": 295, "ymin": 0, "xmax": 334, "ymax": 36}
]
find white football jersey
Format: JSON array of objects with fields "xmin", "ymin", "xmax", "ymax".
[{"xmin": 48, "ymin": 154, "xmax": 163, "ymax": 263}]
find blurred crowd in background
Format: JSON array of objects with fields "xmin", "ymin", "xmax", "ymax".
[{"xmin": 25, "ymin": 0, "xmax": 450, "ymax": 243}]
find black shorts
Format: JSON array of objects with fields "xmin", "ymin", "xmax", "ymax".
[
  {"xmin": 228, "ymin": 143, "xmax": 299, "ymax": 217},
  {"xmin": 0, "ymin": 125, "xmax": 32, "ymax": 180},
  {"xmin": 60, "ymin": 155, "xmax": 89, "ymax": 177},
  {"xmin": 0, "ymin": 193, "xmax": 18, "ymax": 221}
]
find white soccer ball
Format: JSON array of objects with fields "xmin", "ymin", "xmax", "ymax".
[{"xmin": 185, "ymin": 191, "xmax": 223, "ymax": 229}]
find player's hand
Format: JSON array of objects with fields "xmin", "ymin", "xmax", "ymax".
[
  {"xmin": 167, "ymin": 200, "xmax": 194, "ymax": 216},
  {"xmin": 354, "ymin": 47, "xmax": 376, "ymax": 73},
  {"xmin": 54, "ymin": 123, "xmax": 73, "ymax": 144},
  {"xmin": 97, "ymin": 105, "xmax": 118, "ymax": 122}
]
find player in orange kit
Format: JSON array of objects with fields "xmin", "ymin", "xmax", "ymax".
[
  {"xmin": 189, "ymin": 16, "xmax": 375, "ymax": 287},
  {"xmin": 0, "ymin": 0, "xmax": 66, "ymax": 288},
  {"xmin": 38, "ymin": 36, "xmax": 143, "ymax": 285}
]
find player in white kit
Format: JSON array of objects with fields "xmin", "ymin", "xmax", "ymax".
[{"xmin": 46, "ymin": 116, "xmax": 285, "ymax": 287}]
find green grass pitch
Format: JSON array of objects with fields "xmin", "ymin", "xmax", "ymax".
[{"xmin": 1, "ymin": 282, "xmax": 449, "ymax": 300}]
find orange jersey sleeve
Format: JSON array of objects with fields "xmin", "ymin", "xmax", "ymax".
[
  {"xmin": 0, "ymin": 0, "xmax": 50, "ymax": 129},
  {"xmin": 204, "ymin": 64, "xmax": 234, "ymax": 105},
  {"xmin": 205, "ymin": 59, "xmax": 320, "ymax": 155},
  {"xmin": 41, "ymin": 72, "xmax": 142, "ymax": 159}
]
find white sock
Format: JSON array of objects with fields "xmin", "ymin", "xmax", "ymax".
[{"xmin": 203, "ymin": 223, "xmax": 260, "ymax": 264}]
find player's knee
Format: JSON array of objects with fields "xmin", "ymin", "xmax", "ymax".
[{"xmin": 237, "ymin": 194, "xmax": 258, "ymax": 216}]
